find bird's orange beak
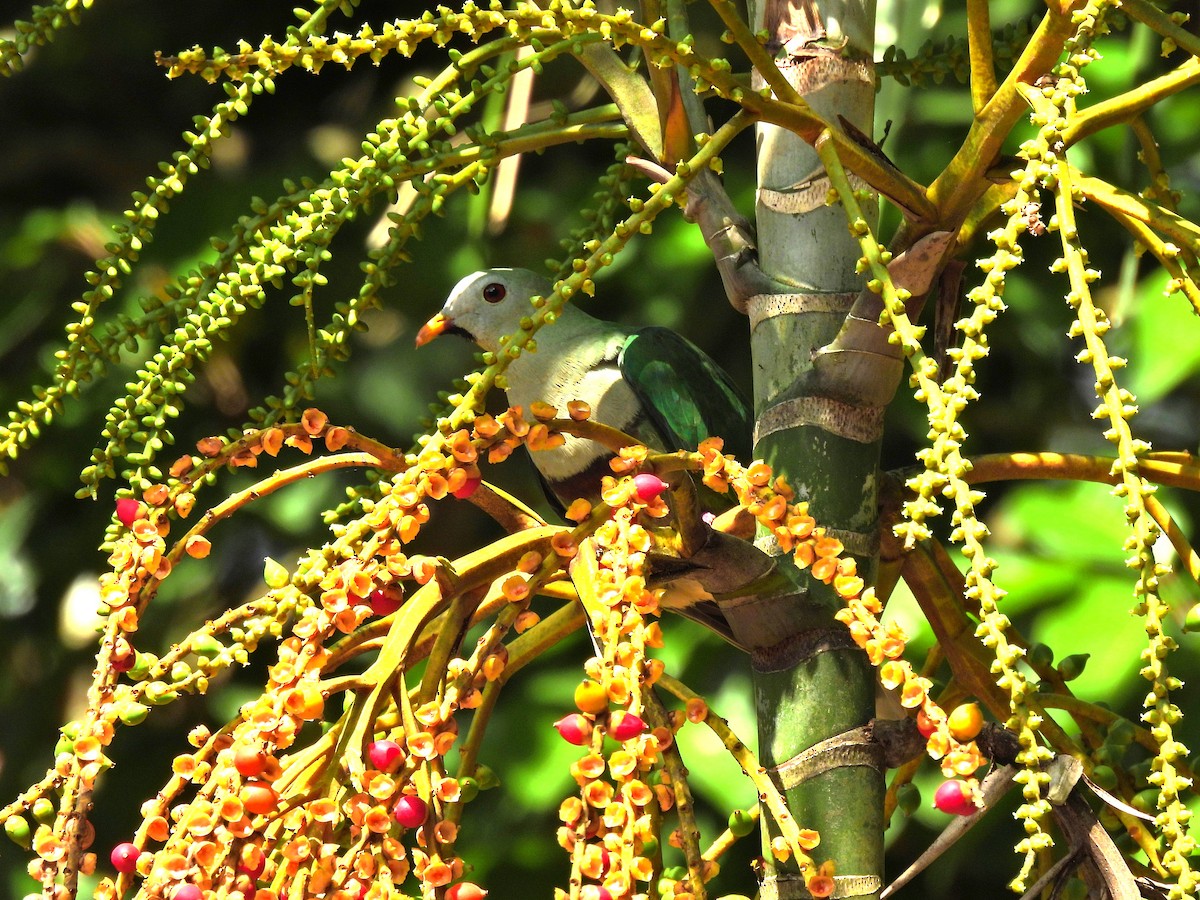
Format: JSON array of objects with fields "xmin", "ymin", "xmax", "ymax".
[{"xmin": 415, "ymin": 312, "xmax": 451, "ymax": 348}]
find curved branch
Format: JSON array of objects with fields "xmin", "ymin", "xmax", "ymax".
[{"xmin": 1063, "ymin": 57, "xmax": 1200, "ymax": 147}]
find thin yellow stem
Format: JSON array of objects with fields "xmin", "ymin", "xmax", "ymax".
[
  {"xmin": 1102, "ymin": 207, "xmax": 1200, "ymax": 315},
  {"xmin": 1145, "ymin": 494, "xmax": 1200, "ymax": 587},
  {"xmin": 1075, "ymin": 172, "xmax": 1200, "ymax": 248},
  {"xmin": 655, "ymin": 675, "xmax": 820, "ymax": 873},
  {"xmin": 1063, "ymin": 57, "xmax": 1200, "ymax": 146},
  {"xmin": 1121, "ymin": 0, "xmax": 1200, "ymax": 58},
  {"xmin": 1128, "ymin": 116, "xmax": 1200, "ymax": 306},
  {"xmin": 928, "ymin": 4, "xmax": 1080, "ymax": 227},
  {"xmin": 705, "ymin": 0, "xmax": 803, "ymax": 106},
  {"xmin": 963, "ymin": 450, "xmax": 1200, "ymax": 492},
  {"xmin": 966, "ymin": 0, "xmax": 998, "ymax": 112}
]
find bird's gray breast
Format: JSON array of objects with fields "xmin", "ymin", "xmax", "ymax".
[{"xmin": 504, "ymin": 333, "xmax": 659, "ymax": 483}]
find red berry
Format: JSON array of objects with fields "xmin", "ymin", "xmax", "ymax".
[
  {"xmin": 173, "ymin": 885, "xmax": 202, "ymax": 900},
  {"xmin": 240, "ymin": 782, "xmax": 279, "ymax": 816},
  {"xmin": 452, "ymin": 477, "xmax": 482, "ymax": 500},
  {"xmin": 933, "ymin": 779, "xmax": 978, "ymax": 816},
  {"xmin": 234, "ymin": 745, "xmax": 268, "ymax": 778},
  {"xmin": 633, "ymin": 473, "xmax": 667, "ymax": 501},
  {"xmin": 445, "ymin": 884, "xmax": 488, "ymax": 900},
  {"xmin": 608, "ymin": 711, "xmax": 646, "ymax": 742},
  {"xmin": 367, "ymin": 585, "xmax": 404, "ymax": 617},
  {"xmin": 392, "ymin": 794, "xmax": 428, "ymax": 828},
  {"xmin": 115, "ymin": 498, "xmax": 141, "ymax": 527},
  {"xmin": 110, "ymin": 841, "xmax": 140, "ymax": 874},
  {"xmin": 238, "ymin": 852, "xmax": 266, "ymax": 878},
  {"xmin": 554, "ymin": 713, "xmax": 593, "ymax": 746},
  {"xmin": 367, "ymin": 739, "xmax": 403, "ymax": 771},
  {"xmin": 915, "ymin": 709, "xmax": 937, "ymax": 738}
]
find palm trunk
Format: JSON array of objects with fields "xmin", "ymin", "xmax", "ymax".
[{"xmin": 746, "ymin": 1, "xmax": 887, "ymax": 896}]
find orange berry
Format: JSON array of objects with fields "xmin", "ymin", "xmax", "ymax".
[
  {"xmin": 574, "ymin": 680, "xmax": 608, "ymax": 714},
  {"xmin": 233, "ymin": 745, "xmax": 268, "ymax": 778},
  {"xmin": 284, "ymin": 683, "xmax": 325, "ymax": 720},
  {"xmin": 240, "ymin": 782, "xmax": 279, "ymax": 816},
  {"xmin": 947, "ymin": 703, "xmax": 983, "ymax": 741}
]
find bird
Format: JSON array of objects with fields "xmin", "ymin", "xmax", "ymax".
[
  {"xmin": 415, "ymin": 268, "xmax": 754, "ymax": 507},
  {"xmin": 415, "ymin": 268, "xmax": 773, "ymax": 645}
]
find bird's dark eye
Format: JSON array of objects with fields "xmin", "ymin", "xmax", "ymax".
[{"xmin": 482, "ymin": 282, "xmax": 506, "ymax": 304}]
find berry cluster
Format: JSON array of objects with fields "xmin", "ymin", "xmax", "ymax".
[
  {"xmin": 12, "ymin": 401, "xmax": 891, "ymax": 900},
  {"xmin": 836, "ymin": 588, "xmax": 989, "ymax": 814},
  {"xmin": 551, "ymin": 464, "xmax": 674, "ymax": 900}
]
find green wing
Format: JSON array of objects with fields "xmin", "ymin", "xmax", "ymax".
[{"xmin": 618, "ymin": 327, "xmax": 752, "ymax": 462}]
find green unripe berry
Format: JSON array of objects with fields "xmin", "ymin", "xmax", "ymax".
[
  {"xmin": 128, "ymin": 652, "xmax": 154, "ymax": 681},
  {"xmin": 1027, "ymin": 643, "xmax": 1054, "ymax": 669},
  {"xmin": 192, "ymin": 634, "xmax": 223, "ymax": 657},
  {"xmin": 144, "ymin": 681, "xmax": 177, "ymax": 705},
  {"xmin": 1131, "ymin": 788, "xmax": 1159, "ymax": 814},
  {"xmin": 474, "ymin": 764, "xmax": 499, "ymax": 790},
  {"xmin": 727, "ymin": 808, "xmax": 755, "ymax": 837},
  {"xmin": 1105, "ymin": 719, "xmax": 1135, "ymax": 747},
  {"xmin": 1057, "ymin": 653, "xmax": 1089, "ymax": 681},
  {"xmin": 1089, "ymin": 765, "xmax": 1118, "ymax": 791},
  {"xmin": 263, "ymin": 557, "xmax": 290, "ymax": 589},
  {"xmin": 117, "ymin": 701, "xmax": 150, "ymax": 726},
  {"xmin": 5, "ymin": 816, "xmax": 32, "ymax": 848},
  {"xmin": 31, "ymin": 798, "xmax": 55, "ymax": 825},
  {"xmin": 458, "ymin": 777, "xmax": 479, "ymax": 803},
  {"xmin": 896, "ymin": 782, "xmax": 922, "ymax": 816}
]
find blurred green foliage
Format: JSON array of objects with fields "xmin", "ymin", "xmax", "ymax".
[{"xmin": 1, "ymin": 1, "xmax": 1199, "ymax": 898}]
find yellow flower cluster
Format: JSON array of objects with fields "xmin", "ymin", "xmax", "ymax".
[
  {"xmin": 558, "ymin": 463, "xmax": 673, "ymax": 900},
  {"xmin": 696, "ymin": 438, "xmax": 864, "ymax": 601},
  {"xmin": 77, "ymin": 409, "xmax": 488, "ymax": 900},
  {"xmin": 834, "ymin": 589, "xmax": 986, "ymax": 781},
  {"xmin": 22, "ymin": 401, "xmax": 899, "ymax": 900}
]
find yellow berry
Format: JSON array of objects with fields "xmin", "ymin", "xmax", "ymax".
[
  {"xmin": 574, "ymin": 680, "xmax": 608, "ymax": 714},
  {"xmin": 947, "ymin": 702, "xmax": 983, "ymax": 741}
]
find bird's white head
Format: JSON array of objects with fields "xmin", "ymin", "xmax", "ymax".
[{"xmin": 415, "ymin": 268, "xmax": 555, "ymax": 352}]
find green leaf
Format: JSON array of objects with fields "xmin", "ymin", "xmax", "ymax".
[{"xmin": 1127, "ymin": 274, "xmax": 1200, "ymax": 403}]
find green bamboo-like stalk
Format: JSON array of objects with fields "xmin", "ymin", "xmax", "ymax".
[{"xmin": 745, "ymin": 1, "xmax": 888, "ymax": 896}]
